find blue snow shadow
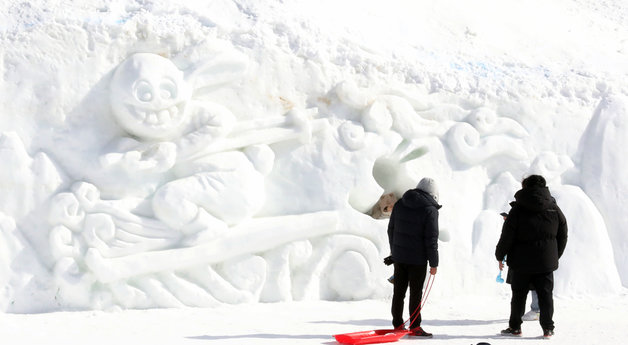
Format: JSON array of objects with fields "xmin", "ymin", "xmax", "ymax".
[
  {"xmin": 186, "ymin": 334, "xmax": 331, "ymax": 341},
  {"xmin": 424, "ymin": 318, "xmax": 507, "ymax": 326},
  {"xmin": 185, "ymin": 319, "xmax": 389, "ymax": 343},
  {"xmin": 309, "ymin": 318, "xmax": 389, "ymax": 326},
  {"xmin": 186, "ymin": 319, "xmax": 522, "ymax": 342}
]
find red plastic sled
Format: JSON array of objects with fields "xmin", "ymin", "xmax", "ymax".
[
  {"xmin": 333, "ymin": 329, "xmax": 410, "ymax": 345},
  {"xmin": 334, "ymin": 275, "xmax": 435, "ymax": 345}
]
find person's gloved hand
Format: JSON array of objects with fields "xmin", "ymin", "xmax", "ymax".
[{"xmin": 383, "ymin": 256, "xmax": 394, "ymax": 266}]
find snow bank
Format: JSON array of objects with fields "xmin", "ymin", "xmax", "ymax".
[{"xmin": 1, "ymin": 0, "xmax": 627, "ymax": 312}]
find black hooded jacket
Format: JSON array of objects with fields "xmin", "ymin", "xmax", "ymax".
[
  {"xmin": 495, "ymin": 186, "xmax": 568, "ymax": 273},
  {"xmin": 387, "ymin": 189, "xmax": 440, "ymax": 267}
]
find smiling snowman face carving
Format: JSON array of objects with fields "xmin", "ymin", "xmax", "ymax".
[{"xmin": 109, "ymin": 53, "xmax": 193, "ymax": 140}]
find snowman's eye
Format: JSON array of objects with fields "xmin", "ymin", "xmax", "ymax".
[
  {"xmin": 160, "ymin": 78, "xmax": 177, "ymax": 100},
  {"xmin": 135, "ymin": 80, "xmax": 154, "ymax": 102}
]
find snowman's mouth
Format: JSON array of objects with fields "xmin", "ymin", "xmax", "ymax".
[{"xmin": 125, "ymin": 102, "xmax": 186, "ymax": 128}]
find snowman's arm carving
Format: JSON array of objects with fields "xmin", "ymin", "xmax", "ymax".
[
  {"xmin": 174, "ymin": 102, "xmax": 236, "ymax": 162},
  {"xmin": 100, "ymin": 137, "xmax": 177, "ymax": 173}
]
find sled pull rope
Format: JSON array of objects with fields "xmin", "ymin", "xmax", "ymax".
[{"xmin": 397, "ymin": 273, "xmax": 435, "ymax": 330}]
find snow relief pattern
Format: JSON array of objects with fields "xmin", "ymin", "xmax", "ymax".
[
  {"xmin": 2, "ymin": 47, "xmax": 624, "ymax": 312},
  {"xmin": 43, "ymin": 52, "xmax": 394, "ymax": 309}
]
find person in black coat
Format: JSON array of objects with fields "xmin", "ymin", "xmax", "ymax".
[
  {"xmin": 387, "ymin": 177, "xmax": 440, "ymax": 337},
  {"xmin": 495, "ymin": 175, "xmax": 568, "ymax": 338}
]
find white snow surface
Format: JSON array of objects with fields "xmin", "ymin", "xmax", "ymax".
[
  {"xmin": 2, "ymin": 0, "xmax": 628, "ymax": 344},
  {"xmin": 2, "ymin": 295, "xmax": 628, "ymax": 345}
]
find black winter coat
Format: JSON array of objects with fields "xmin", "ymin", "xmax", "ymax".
[
  {"xmin": 495, "ymin": 186, "xmax": 568, "ymax": 274},
  {"xmin": 387, "ymin": 189, "xmax": 440, "ymax": 267}
]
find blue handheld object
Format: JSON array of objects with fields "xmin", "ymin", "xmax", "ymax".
[{"xmin": 496, "ymin": 260, "xmax": 506, "ymax": 283}]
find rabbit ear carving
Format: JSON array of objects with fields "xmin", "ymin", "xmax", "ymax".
[{"xmin": 184, "ymin": 51, "xmax": 248, "ymax": 93}]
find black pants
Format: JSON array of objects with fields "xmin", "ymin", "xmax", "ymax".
[
  {"xmin": 391, "ymin": 263, "xmax": 427, "ymax": 329},
  {"xmin": 509, "ymin": 271, "xmax": 554, "ymax": 330}
]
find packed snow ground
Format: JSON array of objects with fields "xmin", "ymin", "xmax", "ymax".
[{"xmin": 2, "ymin": 293, "xmax": 628, "ymax": 345}]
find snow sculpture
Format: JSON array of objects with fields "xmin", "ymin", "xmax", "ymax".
[
  {"xmin": 472, "ymin": 172, "xmax": 520, "ymax": 258},
  {"xmin": 47, "ymin": 180, "xmax": 390, "ymax": 307},
  {"xmin": 1, "ymin": 214, "xmax": 22, "ymax": 310},
  {"xmin": 331, "ymin": 82, "xmax": 443, "ymax": 200},
  {"xmin": 367, "ymin": 95, "xmax": 442, "ymax": 139},
  {"xmin": 444, "ymin": 108, "xmax": 530, "ymax": 273},
  {"xmin": 335, "ymin": 120, "xmax": 399, "ymax": 213},
  {"xmin": 0, "ymin": 133, "xmax": 65, "ymax": 312},
  {"xmin": 445, "ymin": 108, "xmax": 529, "ymax": 167},
  {"xmin": 466, "ymin": 107, "xmax": 529, "ymax": 138},
  {"xmin": 0, "ymin": 132, "xmax": 65, "ymax": 222},
  {"xmin": 580, "ymin": 96, "xmax": 628, "ymax": 286},
  {"xmin": 0, "ymin": 132, "xmax": 66, "ymax": 262},
  {"xmin": 105, "ymin": 53, "xmax": 327, "ymax": 234},
  {"xmin": 109, "ymin": 53, "xmax": 193, "ymax": 141},
  {"xmin": 471, "ymin": 209, "xmax": 505, "ymax": 280},
  {"xmin": 483, "ymin": 171, "xmax": 520, "ymax": 213},
  {"xmin": 45, "ymin": 53, "xmax": 400, "ymax": 309}
]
